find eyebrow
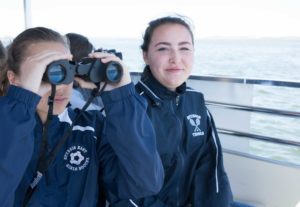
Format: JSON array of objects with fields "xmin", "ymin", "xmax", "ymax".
[{"xmin": 154, "ymin": 41, "xmax": 192, "ymax": 47}]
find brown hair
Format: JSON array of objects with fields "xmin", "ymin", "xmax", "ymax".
[
  {"xmin": 0, "ymin": 41, "xmax": 8, "ymax": 96},
  {"xmin": 141, "ymin": 15, "xmax": 194, "ymax": 52},
  {"xmin": 0, "ymin": 27, "xmax": 67, "ymax": 95}
]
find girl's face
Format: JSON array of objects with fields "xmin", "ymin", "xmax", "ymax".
[
  {"xmin": 143, "ymin": 23, "xmax": 194, "ymax": 91},
  {"xmin": 27, "ymin": 42, "xmax": 73, "ymax": 119}
]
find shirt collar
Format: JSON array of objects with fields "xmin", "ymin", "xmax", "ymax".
[{"xmin": 140, "ymin": 66, "xmax": 186, "ymax": 101}]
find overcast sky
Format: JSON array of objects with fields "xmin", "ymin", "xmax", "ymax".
[{"xmin": 1, "ymin": 0, "xmax": 300, "ymax": 39}]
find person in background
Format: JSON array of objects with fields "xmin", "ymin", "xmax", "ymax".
[
  {"xmin": 0, "ymin": 40, "xmax": 7, "ymax": 96},
  {"xmin": 0, "ymin": 40, "xmax": 6, "ymax": 66},
  {"xmin": 109, "ymin": 15, "xmax": 233, "ymax": 207},
  {"xmin": 65, "ymin": 32, "xmax": 103, "ymax": 110},
  {"xmin": 65, "ymin": 32, "xmax": 94, "ymax": 62},
  {"xmin": 0, "ymin": 27, "xmax": 163, "ymax": 207}
]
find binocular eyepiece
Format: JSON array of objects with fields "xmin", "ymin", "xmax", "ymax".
[{"xmin": 43, "ymin": 50, "xmax": 123, "ymax": 85}]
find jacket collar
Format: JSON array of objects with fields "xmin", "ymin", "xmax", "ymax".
[{"xmin": 138, "ymin": 66, "xmax": 186, "ymax": 103}]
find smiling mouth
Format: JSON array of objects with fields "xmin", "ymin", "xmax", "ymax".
[
  {"xmin": 54, "ymin": 97, "xmax": 67, "ymax": 102},
  {"xmin": 166, "ymin": 68, "xmax": 182, "ymax": 72}
]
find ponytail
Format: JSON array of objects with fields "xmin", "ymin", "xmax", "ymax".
[
  {"xmin": 0, "ymin": 41, "xmax": 8, "ymax": 96},
  {"xmin": 0, "ymin": 65, "xmax": 9, "ymax": 96}
]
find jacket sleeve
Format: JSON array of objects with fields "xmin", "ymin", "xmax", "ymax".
[
  {"xmin": 0, "ymin": 86, "xmax": 40, "ymax": 207},
  {"xmin": 97, "ymin": 83, "xmax": 164, "ymax": 200},
  {"xmin": 190, "ymin": 109, "xmax": 233, "ymax": 207}
]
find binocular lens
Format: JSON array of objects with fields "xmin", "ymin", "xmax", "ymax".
[
  {"xmin": 47, "ymin": 65, "xmax": 66, "ymax": 84},
  {"xmin": 106, "ymin": 62, "xmax": 123, "ymax": 83}
]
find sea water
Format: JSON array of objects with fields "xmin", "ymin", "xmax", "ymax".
[{"xmin": 92, "ymin": 38, "xmax": 300, "ymax": 164}]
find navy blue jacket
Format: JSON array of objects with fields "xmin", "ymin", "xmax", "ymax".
[
  {"xmin": 0, "ymin": 83, "xmax": 163, "ymax": 207},
  {"xmin": 111, "ymin": 68, "xmax": 233, "ymax": 207}
]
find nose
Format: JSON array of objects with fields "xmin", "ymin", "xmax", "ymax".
[
  {"xmin": 169, "ymin": 50, "xmax": 180, "ymax": 65},
  {"xmin": 55, "ymin": 83, "xmax": 69, "ymax": 94},
  {"xmin": 56, "ymin": 84, "xmax": 66, "ymax": 90}
]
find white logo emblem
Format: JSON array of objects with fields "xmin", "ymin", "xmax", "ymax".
[
  {"xmin": 64, "ymin": 145, "xmax": 90, "ymax": 171},
  {"xmin": 187, "ymin": 114, "xmax": 204, "ymax": 137},
  {"xmin": 70, "ymin": 151, "xmax": 84, "ymax": 165}
]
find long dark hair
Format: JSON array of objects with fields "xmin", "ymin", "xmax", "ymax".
[{"xmin": 0, "ymin": 27, "xmax": 67, "ymax": 95}]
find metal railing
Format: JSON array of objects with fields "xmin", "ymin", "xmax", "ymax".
[
  {"xmin": 218, "ymin": 128, "xmax": 300, "ymax": 147},
  {"xmin": 192, "ymin": 75, "xmax": 300, "ymax": 148},
  {"xmin": 189, "ymin": 74, "xmax": 300, "ymax": 88},
  {"xmin": 206, "ymin": 100, "xmax": 300, "ymax": 147},
  {"xmin": 206, "ymin": 100, "xmax": 300, "ymax": 118}
]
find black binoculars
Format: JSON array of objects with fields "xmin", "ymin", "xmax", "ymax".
[{"xmin": 43, "ymin": 49, "xmax": 123, "ymax": 85}]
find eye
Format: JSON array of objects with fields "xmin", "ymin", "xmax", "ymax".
[
  {"xmin": 180, "ymin": 47, "xmax": 191, "ymax": 51},
  {"xmin": 157, "ymin": 47, "xmax": 168, "ymax": 51}
]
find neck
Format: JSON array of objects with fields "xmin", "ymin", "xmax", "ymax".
[
  {"xmin": 37, "ymin": 110, "xmax": 48, "ymax": 124},
  {"xmin": 167, "ymin": 87, "xmax": 176, "ymax": 92}
]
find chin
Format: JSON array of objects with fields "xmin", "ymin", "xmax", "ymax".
[
  {"xmin": 169, "ymin": 81, "xmax": 184, "ymax": 88},
  {"xmin": 53, "ymin": 106, "xmax": 67, "ymax": 115}
]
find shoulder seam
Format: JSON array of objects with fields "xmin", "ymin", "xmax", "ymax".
[{"xmin": 138, "ymin": 80, "xmax": 162, "ymax": 101}]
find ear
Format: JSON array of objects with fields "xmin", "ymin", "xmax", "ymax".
[
  {"xmin": 7, "ymin": 70, "xmax": 19, "ymax": 85},
  {"xmin": 143, "ymin": 51, "xmax": 149, "ymax": 65}
]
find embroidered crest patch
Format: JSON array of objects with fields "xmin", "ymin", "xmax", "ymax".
[
  {"xmin": 64, "ymin": 145, "xmax": 90, "ymax": 171},
  {"xmin": 187, "ymin": 114, "xmax": 204, "ymax": 137}
]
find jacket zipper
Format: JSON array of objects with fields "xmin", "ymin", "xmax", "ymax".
[
  {"xmin": 175, "ymin": 95, "xmax": 180, "ymax": 106},
  {"xmin": 171, "ymin": 96, "xmax": 185, "ymax": 207}
]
